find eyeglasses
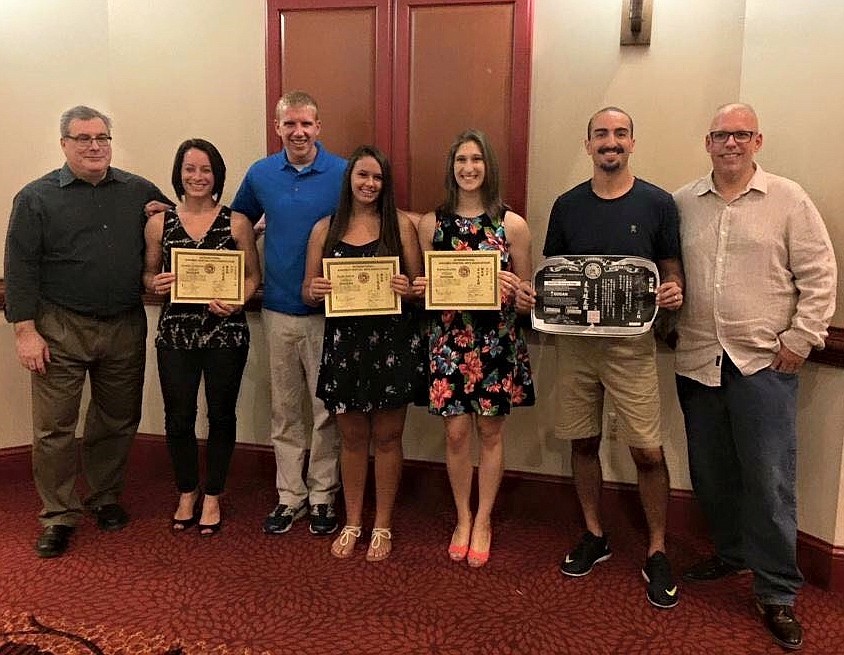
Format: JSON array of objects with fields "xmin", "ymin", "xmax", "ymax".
[
  {"xmin": 64, "ymin": 134, "xmax": 113, "ymax": 148},
  {"xmin": 709, "ymin": 130, "xmax": 755, "ymax": 144}
]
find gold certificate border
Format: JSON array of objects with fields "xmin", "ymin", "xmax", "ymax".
[
  {"xmin": 323, "ymin": 256, "xmax": 401, "ymax": 317},
  {"xmin": 424, "ymin": 250, "xmax": 501, "ymax": 311},
  {"xmin": 170, "ymin": 248, "xmax": 245, "ymax": 304}
]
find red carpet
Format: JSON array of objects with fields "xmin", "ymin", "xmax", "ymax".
[{"xmin": 1, "ymin": 438, "xmax": 843, "ymax": 654}]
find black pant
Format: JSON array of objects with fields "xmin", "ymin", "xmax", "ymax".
[{"xmin": 157, "ymin": 346, "xmax": 248, "ymax": 495}]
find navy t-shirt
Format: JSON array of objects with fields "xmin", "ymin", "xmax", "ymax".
[{"xmin": 543, "ymin": 178, "xmax": 680, "ymax": 261}]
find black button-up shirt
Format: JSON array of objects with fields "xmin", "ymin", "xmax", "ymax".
[{"xmin": 4, "ymin": 164, "xmax": 168, "ymax": 322}]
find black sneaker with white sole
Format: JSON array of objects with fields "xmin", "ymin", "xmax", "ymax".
[
  {"xmin": 263, "ymin": 502, "xmax": 307, "ymax": 534},
  {"xmin": 309, "ymin": 502, "xmax": 338, "ymax": 535},
  {"xmin": 642, "ymin": 551, "xmax": 680, "ymax": 609},
  {"xmin": 560, "ymin": 531, "xmax": 612, "ymax": 577}
]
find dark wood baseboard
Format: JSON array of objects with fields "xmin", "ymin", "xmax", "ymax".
[
  {"xmin": 795, "ymin": 531, "xmax": 844, "ymax": 592},
  {"xmin": 3, "ymin": 434, "xmax": 843, "ymax": 591}
]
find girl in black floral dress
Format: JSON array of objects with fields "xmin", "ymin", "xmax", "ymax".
[
  {"xmin": 412, "ymin": 130, "xmax": 535, "ymax": 567},
  {"xmin": 304, "ymin": 146, "xmax": 422, "ymax": 562}
]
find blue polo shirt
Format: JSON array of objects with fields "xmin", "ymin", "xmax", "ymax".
[{"xmin": 232, "ymin": 143, "xmax": 346, "ymax": 314}]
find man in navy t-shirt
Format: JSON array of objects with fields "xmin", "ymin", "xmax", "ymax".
[{"xmin": 518, "ymin": 107, "xmax": 684, "ymax": 609}]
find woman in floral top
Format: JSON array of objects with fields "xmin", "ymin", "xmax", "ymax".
[{"xmin": 412, "ymin": 130, "xmax": 535, "ymax": 567}]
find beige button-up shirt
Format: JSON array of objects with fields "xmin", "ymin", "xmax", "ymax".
[{"xmin": 673, "ymin": 165, "xmax": 836, "ymax": 386}]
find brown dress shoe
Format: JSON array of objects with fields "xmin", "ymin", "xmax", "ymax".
[
  {"xmin": 35, "ymin": 525, "xmax": 75, "ymax": 558},
  {"xmin": 683, "ymin": 555, "xmax": 749, "ymax": 582},
  {"xmin": 756, "ymin": 601, "xmax": 803, "ymax": 650}
]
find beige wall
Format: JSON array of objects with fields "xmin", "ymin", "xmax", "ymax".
[
  {"xmin": 740, "ymin": 0, "xmax": 844, "ymax": 546},
  {"xmin": 1, "ymin": 0, "xmax": 842, "ymax": 543}
]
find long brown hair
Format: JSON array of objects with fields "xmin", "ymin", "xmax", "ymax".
[
  {"xmin": 438, "ymin": 129, "xmax": 504, "ymax": 219},
  {"xmin": 323, "ymin": 145, "xmax": 404, "ymax": 269}
]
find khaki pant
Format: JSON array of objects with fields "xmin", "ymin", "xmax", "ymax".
[
  {"xmin": 554, "ymin": 331, "xmax": 661, "ymax": 448},
  {"xmin": 263, "ymin": 309, "xmax": 339, "ymax": 506},
  {"xmin": 32, "ymin": 303, "xmax": 147, "ymax": 526}
]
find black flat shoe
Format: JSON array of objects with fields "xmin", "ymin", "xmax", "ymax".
[
  {"xmin": 198, "ymin": 520, "xmax": 222, "ymax": 537},
  {"xmin": 93, "ymin": 503, "xmax": 129, "ymax": 532},
  {"xmin": 756, "ymin": 601, "xmax": 803, "ymax": 650},
  {"xmin": 35, "ymin": 525, "xmax": 75, "ymax": 558}
]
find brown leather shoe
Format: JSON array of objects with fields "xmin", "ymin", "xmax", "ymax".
[
  {"xmin": 682, "ymin": 555, "xmax": 749, "ymax": 582},
  {"xmin": 35, "ymin": 525, "xmax": 75, "ymax": 558},
  {"xmin": 756, "ymin": 601, "xmax": 803, "ymax": 650}
]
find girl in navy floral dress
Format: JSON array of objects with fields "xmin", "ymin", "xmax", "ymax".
[
  {"xmin": 304, "ymin": 146, "xmax": 422, "ymax": 562},
  {"xmin": 412, "ymin": 130, "xmax": 535, "ymax": 567}
]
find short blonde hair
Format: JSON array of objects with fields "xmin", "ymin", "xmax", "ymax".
[{"xmin": 275, "ymin": 90, "xmax": 319, "ymax": 120}]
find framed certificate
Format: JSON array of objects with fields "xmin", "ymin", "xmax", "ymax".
[
  {"xmin": 424, "ymin": 250, "xmax": 501, "ymax": 311},
  {"xmin": 323, "ymin": 256, "xmax": 401, "ymax": 317},
  {"xmin": 532, "ymin": 255, "xmax": 659, "ymax": 336},
  {"xmin": 171, "ymin": 248, "xmax": 245, "ymax": 304}
]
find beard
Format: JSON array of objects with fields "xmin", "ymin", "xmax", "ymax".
[
  {"xmin": 598, "ymin": 160, "xmax": 622, "ymax": 172},
  {"xmin": 597, "ymin": 146, "xmax": 624, "ymax": 173}
]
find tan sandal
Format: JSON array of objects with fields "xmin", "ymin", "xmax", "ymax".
[
  {"xmin": 331, "ymin": 525, "xmax": 361, "ymax": 559},
  {"xmin": 366, "ymin": 527, "xmax": 392, "ymax": 562}
]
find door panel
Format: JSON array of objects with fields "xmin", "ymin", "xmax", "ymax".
[
  {"xmin": 394, "ymin": 0, "xmax": 531, "ymax": 214},
  {"xmin": 266, "ymin": 1, "xmax": 391, "ymax": 157},
  {"xmin": 405, "ymin": 4, "xmax": 513, "ymax": 213}
]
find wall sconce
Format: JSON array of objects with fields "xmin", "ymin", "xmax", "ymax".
[{"xmin": 620, "ymin": 0, "xmax": 653, "ymax": 46}]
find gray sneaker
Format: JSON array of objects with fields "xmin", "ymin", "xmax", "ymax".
[
  {"xmin": 263, "ymin": 502, "xmax": 307, "ymax": 534},
  {"xmin": 309, "ymin": 503, "xmax": 338, "ymax": 535}
]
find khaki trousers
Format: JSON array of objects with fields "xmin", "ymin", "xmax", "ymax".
[
  {"xmin": 32, "ymin": 303, "xmax": 146, "ymax": 526},
  {"xmin": 263, "ymin": 309, "xmax": 339, "ymax": 506}
]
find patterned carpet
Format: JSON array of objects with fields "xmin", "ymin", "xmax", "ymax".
[
  {"xmin": 1, "ymin": 439, "xmax": 843, "ymax": 654},
  {"xmin": 0, "ymin": 611, "xmax": 187, "ymax": 654}
]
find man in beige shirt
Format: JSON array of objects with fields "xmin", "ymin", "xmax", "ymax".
[{"xmin": 673, "ymin": 103, "xmax": 836, "ymax": 651}]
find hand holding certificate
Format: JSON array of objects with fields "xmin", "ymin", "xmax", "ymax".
[
  {"xmin": 323, "ymin": 256, "xmax": 401, "ymax": 317},
  {"xmin": 170, "ymin": 248, "xmax": 246, "ymax": 304},
  {"xmin": 424, "ymin": 250, "xmax": 501, "ymax": 310}
]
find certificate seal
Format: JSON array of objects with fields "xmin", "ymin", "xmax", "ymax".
[
  {"xmin": 204, "ymin": 263, "xmax": 216, "ymax": 274},
  {"xmin": 458, "ymin": 265, "xmax": 470, "ymax": 278},
  {"xmin": 358, "ymin": 271, "xmax": 370, "ymax": 284},
  {"xmin": 584, "ymin": 262, "xmax": 602, "ymax": 279}
]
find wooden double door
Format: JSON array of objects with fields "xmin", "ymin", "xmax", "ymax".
[{"xmin": 266, "ymin": 0, "xmax": 532, "ymax": 215}]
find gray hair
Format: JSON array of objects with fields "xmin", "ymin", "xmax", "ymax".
[{"xmin": 60, "ymin": 105, "xmax": 112, "ymax": 137}]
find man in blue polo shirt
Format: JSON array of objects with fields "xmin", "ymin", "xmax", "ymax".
[{"xmin": 231, "ymin": 91, "xmax": 346, "ymax": 536}]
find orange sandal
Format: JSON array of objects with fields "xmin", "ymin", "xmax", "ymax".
[
  {"xmin": 467, "ymin": 527, "xmax": 492, "ymax": 568},
  {"xmin": 448, "ymin": 521, "xmax": 472, "ymax": 561}
]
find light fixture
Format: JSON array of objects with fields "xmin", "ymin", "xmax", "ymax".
[{"xmin": 621, "ymin": 0, "xmax": 653, "ymax": 46}]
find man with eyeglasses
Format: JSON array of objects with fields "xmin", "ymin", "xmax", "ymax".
[
  {"xmin": 4, "ymin": 105, "xmax": 169, "ymax": 558},
  {"xmin": 674, "ymin": 103, "xmax": 837, "ymax": 650}
]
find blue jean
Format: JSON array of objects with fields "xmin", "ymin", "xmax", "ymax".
[
  {"xmin": 157, "ymin": 346, "xmax": 248, "ymax": 496},
  {"xmin": 676, "ymin": 354, "xmax": 803, "ymax": 605}
]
